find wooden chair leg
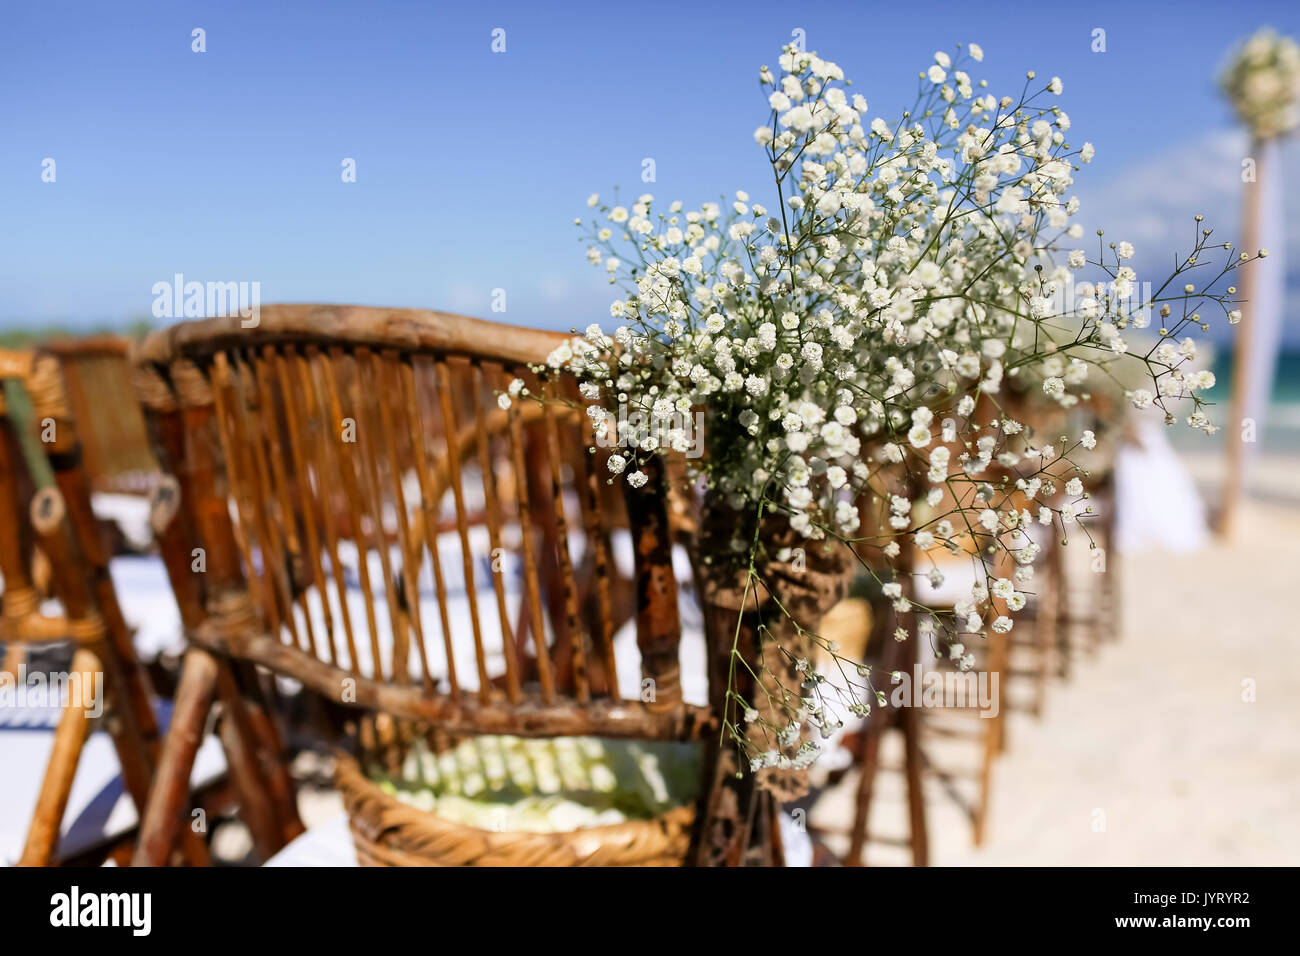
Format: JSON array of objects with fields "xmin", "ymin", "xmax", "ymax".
[
  {"xmin": 229, "ymin": 660, "xmax": 304, "ymax": 845},
  {"xmin": 846, "ymin": 715, "xmax": 883, "ymax": 865},
  {"xmin": 98, "ymin": 652, "xmax": 156, "ymax": 810},
  {"xmin": 213, "ymin": 661, "xmax": 301, "ymax": 858},
  {"xmin": 97, "ymin": 662, "xmax": 207, "ymax": 867},
  {"xmin": 1034, "ymin": 544, "xmax": 1061, "ymax": 718},
  {"xmin": 765, "ymin": 794, "xmax": 785, "ymax": 867},
  {"xmin": 973, "ymin": 716, "xmax": 997, "ymax": 847},
  {"xmin": 18, "ymin": 645, "xmax": 101, "ymax": 866},
  {"xmin": 1054, "ymin": 539, "xmax": 1073, "ymax": 680},
  {"xmin": 1105, "ymin": 553, "xmax": 1120, "ymax": 641},
  {"xmin": 1088, "ymin": 588, "xmax": 1103, "ymax": 652},
  {"xmin": 216, "ymin": 708, "xmax": 282, "ymax": 859},
  {"xmin": 996, "ymin": 657, "xmax": 1011, "ymax": 757},
  {"xmin": 1101, "ymin": 504, "xmax": 1120, "ymax": 642},
  {"xmin": 899, "ymin": 703, "xmax": 929, "ymax": 866},
  {"xmin": 131, "ymin": 648, "xmax": 218, "ymax": 866},
  {"xmin": 974, "ymin": 627, "xmax": 1008, "ymax": 847}
]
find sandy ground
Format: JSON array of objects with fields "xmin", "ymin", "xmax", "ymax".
[{"xmin": 811, "ymin": 458, "xmax": 1300, "ymax": 866}]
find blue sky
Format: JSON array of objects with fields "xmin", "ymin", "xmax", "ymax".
[{"xmin": 3, "ymin": 0, "xmax": 1299, "ymax": 337}]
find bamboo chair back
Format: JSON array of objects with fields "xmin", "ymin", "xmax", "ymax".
[
  {"xmin": 43, "ymin": 337, "xmax": 158, "ymax": 495},
  {"xmin": 132, "ymin": 305, "xmax": 710, "ymax": 743}
]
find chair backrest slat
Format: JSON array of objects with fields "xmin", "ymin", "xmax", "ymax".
[
  {"xmin": 372, "ymin": 350, "xmax": 435, "ymax": 692},
  {"xmin": 504, "ymin": 391, "xmax": 555, "ymax": 705},
  {"xmin": 571, "ymin": 413, "xmax": 620, "ymax": 701},
  {"xmin": 230, "ymin": 350, "xmax": 302, "ymax": 651},
  {"xmin": 469, "ymin": 359, "xmax": 523, "ymax": 704},
  {"xmin": 209, "ymin": 353, "xmax": 277, "ymax": 630},
  {"xmin": 275, "ymin": 347, "xmax": 340, "ymax": 666},
  {"xmin": 433, "ymin": 356, "xmax": 492, "ymax": 704},
  {"xmin": 319, "ymin": 347, "xmax": 385, "ymax": 679},
  {"xmin": 541, "ymin": 394, "xmax": 589, "ymax": 703},
  {"xmin": 305, "ymin": 348, "xmax": 362, "ymax": 671},
  {"xmin": 253, "ymin": 347, "xmax": 319, "ymax": 659},
  {"xmin": 400, "ymin": 357, "xmax": 461, "ymax": 700},
  {"xmin": 351, "ymin": 346, "xmax": 412, "ymax": 685}
]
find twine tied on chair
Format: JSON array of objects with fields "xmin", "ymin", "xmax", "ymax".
[
  {"xmin": 131, "ymin": 362, "xmax": 177, "ymax": 413},
  {"xmin": 198, "ymin": 590, "xmax": 262, "ymax": 651},
  {"xmin": 694, "ymin": 499, "xmax": 855, "ymax": 800},
  {"xmin": 0, "ymin": 589, "xmax": 105, "ymax": 646},
  {"xmin": 170, "ymin": 359, "xmax": 214, "ymax": 409},
  {"xmin": 131, "ymin": 358, "xmax": 214, "ymax": 412}
]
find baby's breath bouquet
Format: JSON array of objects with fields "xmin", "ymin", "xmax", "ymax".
[
  {"xmin": 524, "ymin": 43, "xmax": 1257, "ymax": 784},
  {"xmin": 1220, "ymin": 27, "xmax": 1300, "ymax": 141}
]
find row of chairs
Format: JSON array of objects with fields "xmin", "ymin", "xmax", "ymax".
[
  {"xmin": 1, "ymin": 306, "xmax": 1121, "ymax": 866},
  {"xmin": 805, "ymin": 401, "xmax": 1122, "ymax": 865},
  {"xmin": 3, "ymin": 307, "xmax": 736, "ymax": 866}
]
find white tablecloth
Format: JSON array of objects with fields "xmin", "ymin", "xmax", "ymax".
[{"xmin": 264, "ymin": 813, "xmax": 358, "ymax": 866}]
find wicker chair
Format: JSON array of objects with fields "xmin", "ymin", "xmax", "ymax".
[
  {"xmin": 129, "ymin": 305, "xmax": 716, "ymax": 867},
  {"xmin": 0, "ymin": 349, "xmax": 208, "ymax": 865}
]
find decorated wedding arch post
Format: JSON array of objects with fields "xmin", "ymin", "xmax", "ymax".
[{"xmin": 1218, "ymin": 27, "xmax": 1299, "ymax": 537}]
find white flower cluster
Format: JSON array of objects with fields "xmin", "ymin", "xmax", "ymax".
[
  {"xmin": 551, "ymin": 44, "xmax": 1253, "ymax": 769},
  {"xmin": 1220, "ymin": 28, "xmax": 1300, "ymax": 141}
]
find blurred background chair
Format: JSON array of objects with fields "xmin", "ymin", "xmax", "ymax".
[
  {"xmin": 43, "ymin": 336, "xmax": 157, "ymax": 497},
  {"xmin": 0, "ymin": 349, "xmax": 215, "ymax": 866},
  {"xmin": 803, "ymin": 390, "xmax": 1128, "ymax": 864}
]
